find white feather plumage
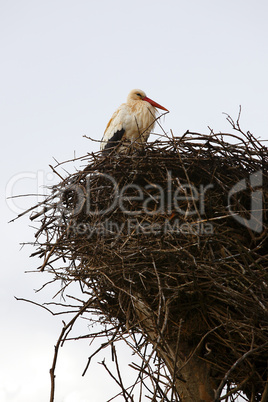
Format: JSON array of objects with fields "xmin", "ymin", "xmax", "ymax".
[{"xmin": 100, "ymin": 89, "xmax": 168, "ymax": 153}]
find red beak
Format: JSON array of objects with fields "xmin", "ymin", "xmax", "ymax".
[{"xmin": 143, "ymin": 96, "xmax": 169, "ymax": 112}]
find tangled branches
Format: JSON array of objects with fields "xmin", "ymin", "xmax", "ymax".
[{"xmin": 18, "ymin": 121, "xmax": 268, "ymax": 401}]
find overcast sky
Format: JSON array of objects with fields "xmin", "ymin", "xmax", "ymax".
[{"xmin": 2, "ymin": 0, "xmax": 268, "ymax": 401}]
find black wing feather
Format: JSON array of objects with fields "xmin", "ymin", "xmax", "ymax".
[{"xmin": 103, "ymin": 128, "xmax": 125, "ymax": 153}]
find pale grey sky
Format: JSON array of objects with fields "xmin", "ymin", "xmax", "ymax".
[{"xmin": 2, "ymin": 0, "xmax": 268, "ymax": 401}]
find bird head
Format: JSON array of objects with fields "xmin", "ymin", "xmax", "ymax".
[{"xmin": 127, "ymin": 89, "xmax": 169, "ymax": 112}]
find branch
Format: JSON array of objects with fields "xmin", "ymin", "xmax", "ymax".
[
  {"xmin": 49, "ymin": 297, "xmax": 94, "ymax": 402},
  {"xmin": 214, "ymin": 341, "xmax": 268, "ymax": 401}
]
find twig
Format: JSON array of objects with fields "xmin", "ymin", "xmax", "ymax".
[
  {"xmin": 49, "ymin": 298, "xmax": 94, "ymax": 402},
  {"xmin": 214, "ymin": 341, "xmax": 268, "ymax": 402}
]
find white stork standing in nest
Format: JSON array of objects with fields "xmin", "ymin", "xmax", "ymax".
[{"xmin": 100, "ymin": 89, "xmax": 168, "ymax": 153}]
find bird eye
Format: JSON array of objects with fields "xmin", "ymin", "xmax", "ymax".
[{"xmin": 136, "ymin": 93, "xmax": 142, "ymax": 97}]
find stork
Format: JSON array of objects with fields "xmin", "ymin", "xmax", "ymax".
[{"xmin": 100, "ymin": 89, "xmax": 168, "ymax": 153}]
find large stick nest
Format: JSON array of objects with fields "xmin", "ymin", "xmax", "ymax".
[{"xmin": 28, "ymin": 125, "xmax": 268, "ymax": 400}]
